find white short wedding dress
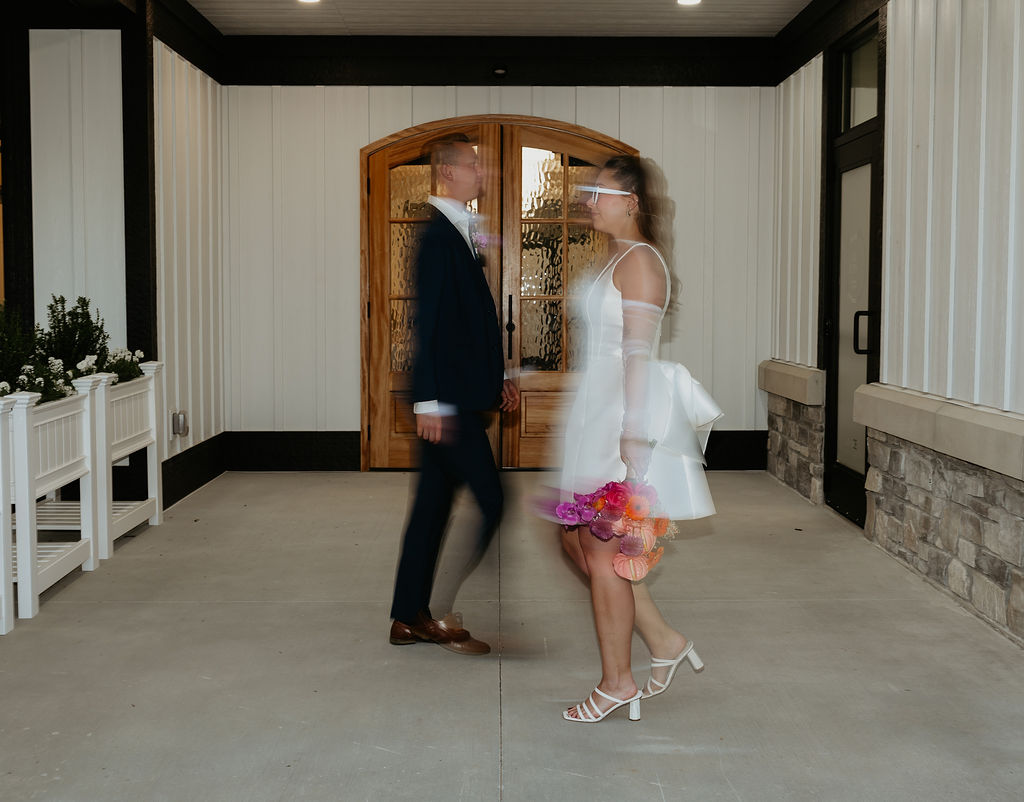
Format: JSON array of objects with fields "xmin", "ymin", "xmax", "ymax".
[{"xmin": 557, "ymin": 241, "xmax": 723, "ymax": 521}]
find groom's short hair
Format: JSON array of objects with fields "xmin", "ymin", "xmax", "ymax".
[{"xmin": 430, "ymin": 133, "xmax": 472, "ymax": 176}]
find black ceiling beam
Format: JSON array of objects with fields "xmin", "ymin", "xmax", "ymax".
[
  {"xmin": 773, "ymin": 0, "xmax": 886, "ymax": 81},
  {"xmin": 220, "ymin": 35, "xmax": 779, "ymax": 87}
]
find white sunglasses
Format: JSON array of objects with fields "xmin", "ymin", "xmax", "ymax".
[{"xmin": 575, "ymin": 185, "xmax": 633, "ymax": 202}]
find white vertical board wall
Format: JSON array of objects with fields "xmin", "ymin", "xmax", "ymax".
[
  {"xmin": 29, "ymin": 29, "xmax": 127, "ymax": 345},
  {"xmin": 771, "ymin": 55, "xmax": 823, "ymax": 369},
  {"xmin": 153, "ymin": 40, "xmax": 224, "ymax": 457},
  {"xmin": 884, "ymin": 0, "xmax": 1024, "ymax": 413},
  {"xmin": 222, "ymin": 84, "xmax": 777, "ymax": 431}
]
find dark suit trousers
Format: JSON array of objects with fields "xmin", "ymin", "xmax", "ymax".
[{"xmin": 390, "ymin": 410, "xmax": 504, "ymax": 623}]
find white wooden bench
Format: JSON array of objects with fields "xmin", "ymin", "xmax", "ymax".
[{"xmin": 10, "ymin": 376, "xmax": 101, "ymax": 619}]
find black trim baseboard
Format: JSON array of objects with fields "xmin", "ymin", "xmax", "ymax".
[
  {"xmin": 162, "ymin": 433, "xmax": 227, "ymax": 508},
  {"xmin": 159, "ymin": 429, "xmax": 765, "ymax": 509},
  {"xmin": 222, "ymin": 431, "xmax": 362, "ymax": 471},
  {"xmin": 704, "ymin": 430, "xmax": 768, "ymax": 471}
]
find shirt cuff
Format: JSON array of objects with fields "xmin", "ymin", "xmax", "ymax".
[{"xmin": 413, "ymin": 400, "xmax": 457, "ymax": 416}]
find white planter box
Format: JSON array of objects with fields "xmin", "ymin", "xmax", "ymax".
[
  {"xmin": 1, "ymin": 397, "xmax": 14, "ymax": 635},
  {"xmin": 8, "ymin": 377, "xmax": 101, "ymax": 621},
  {"xmin": 2, "ymin": 361, "xmax": 165, "ymax": 629}
]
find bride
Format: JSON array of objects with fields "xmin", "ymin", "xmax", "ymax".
[{"xmin": 558, "ymin": 155, "xmax": 722, "ymax": 723}]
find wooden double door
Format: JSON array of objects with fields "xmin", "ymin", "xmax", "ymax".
[{"xmin": 362, "ymin": 117, "xmax": 636, "ymax": 469}]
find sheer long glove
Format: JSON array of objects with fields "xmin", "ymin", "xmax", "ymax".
[{"xmin": 620, "ymin": 298, "xmax": 664, "ymax": 481}]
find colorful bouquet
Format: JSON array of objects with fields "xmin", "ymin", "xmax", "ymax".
[{"xmin": 555, "ymin": 480, "xmax": 675, "ymax": 581}]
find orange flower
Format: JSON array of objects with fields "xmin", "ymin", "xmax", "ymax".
[
  {"xmin": 625, "ymin": 495, "xmax": 650, "ymax": 521},
  {"xmin": 646, "ymin": 546, "xmax": 665, "ymax": 569},
  {"xmin": 653, "ymin": 518, "xmax": 670, "ymax": 537},
  {"xmin": 593, "ymin": 496, "xmax": 606, "ymax": 512}
]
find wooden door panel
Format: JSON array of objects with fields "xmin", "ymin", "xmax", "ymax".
[
  {"xmin": 363, "ymin": 118, "xmax": 635, "ymax": 469},
  {"xmin": 366, "ymin": 123, "xmax": 501, "ymax": 468},
  {"xmin": 501, "ymin": 126, "xmax": 632, "ymax": 468}
]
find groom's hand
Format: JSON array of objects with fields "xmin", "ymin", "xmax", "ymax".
[
  {"xmin": 500, "ymin": 379, "xmax": 520, "ymax": 412},
  {"xmin": 417, "ymin": 413, "xmax": 444, "ymax": 443}
]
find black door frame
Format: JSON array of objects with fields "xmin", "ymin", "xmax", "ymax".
[{"xmin": 819, "ymin": 12, "xmax": 886, "ymax": 527}]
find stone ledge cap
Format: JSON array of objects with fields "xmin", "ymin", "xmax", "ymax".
[
  {"xmin": 758, "ymin": 360, "xmax": 825, "ymax": 406},
  {"xmin": 853, "ymin": 383, "xmax": 1024, "ymax": 480}
]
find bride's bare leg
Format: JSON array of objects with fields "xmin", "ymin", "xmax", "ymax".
[
  {"xmin": 560, "ymin": 527, "xmax": 589, "ymax": 577},
  {"xmin": 632, "ymin": 582, "xmax": 689, "ymax": 689},
  {"xmin": 565, "ymin": 533, "xmax": 638, "ymax": 719}
]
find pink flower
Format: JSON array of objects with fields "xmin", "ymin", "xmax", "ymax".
[
  {"xmin": 589, "ymin": 518, "xmax": 616, "ymax": 540},
  {"xmin": 620, "ymin": 534, "xmax": 644, "ymax": 557},
  {"xmin": 578, "ymin": 505, "xmax": 596, "ymax": 523}
]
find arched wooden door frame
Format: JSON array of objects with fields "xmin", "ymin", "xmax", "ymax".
[{"xmin": 359, "ymin": 115, "xmax": 637, "ymax": 470}]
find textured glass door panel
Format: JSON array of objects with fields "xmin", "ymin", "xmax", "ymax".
[
  {"xmin": 521, "ymin": 223, "xmax": 563, "ymax": 296},
  {"xmin": 390, "ymin": 222, "xmax": 427, "ymax": 296},
  {"xmin": 836, "ymin": 164, "xmax": 871, "ymax": 473},
  {"xmin": 390, "ymin": 164, "xmax": 432, "ymax": 218},
  {"xmin": 390, "ymin": 300, "xmax": 416, "ymax": 372},
  {"xmin": 567, "ymin": 164, "xmax": 598, "ymax": 218},
  {"xmin": 521, "ymin": 299, "xmax": 563, "ymax": 372},
  {"xmin": 567, "ymin": 223, "xmax": 607, "ymax": 291},
  {"xmin": 522, "ymin": 147, "xmax": 563, "ymax": 219}
]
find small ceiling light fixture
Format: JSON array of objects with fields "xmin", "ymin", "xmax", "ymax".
[
  {"xmin": 677, "ymin": 0, "xmax": 702, "ymax": 6},
  {"xmin": 298, "ymin": 0, "xmax": 321, "ymax": 4},
  {"xmin": 493, "ymin": 65, "xmax": 508, "ymax": 77}
]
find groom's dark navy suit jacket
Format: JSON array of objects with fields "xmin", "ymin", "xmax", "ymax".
[
  {"xmin": 412, "ymin": 209, "xmax": 504, "ymax": 411},
  {"xmin": 391, "ymin": 206, "xmax": 506, "ymax": 623}
]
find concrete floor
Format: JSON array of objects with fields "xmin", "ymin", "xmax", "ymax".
[{"xmin": 2, "ymin": 471, "xmax": 1023, "ymax": 801}]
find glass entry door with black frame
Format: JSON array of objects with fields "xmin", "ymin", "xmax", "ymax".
[{"xmin": 822, "ymin": 26, "xmax": 884, "ymax": 526}]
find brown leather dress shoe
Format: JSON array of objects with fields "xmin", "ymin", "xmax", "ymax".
[{"xmin": 389, "ymin": 611, "xmax": 490, "ymax": 655}]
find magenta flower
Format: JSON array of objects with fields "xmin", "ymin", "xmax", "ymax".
[{"xmin": 555, "ymin": 502, "xmax": 581, "ymax": 525}]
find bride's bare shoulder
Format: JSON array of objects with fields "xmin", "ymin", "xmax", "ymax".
[{"xmin": 613, "ymin": 244, "xmax": 667, "ymax": 305}]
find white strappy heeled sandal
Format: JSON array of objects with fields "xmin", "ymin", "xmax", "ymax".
[
  {"xmin": 643, "ymin": 641, "xmax": 704, "ymax": 699},
  {"xmin": 563, "ymin": 687, "xmax": 642, "ymax": 723}
]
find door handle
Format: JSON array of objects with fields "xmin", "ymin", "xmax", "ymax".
[
  {"xmin": 853, "ymin": 310, "xmax": 871, "ymax": 355},
  {"xmin": 505, "ymin": 294, "xmax": 516, "ymax": 360}
]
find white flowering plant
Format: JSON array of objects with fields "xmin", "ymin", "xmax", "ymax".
[{"xmin": 0, "ymin": 296, "xmax": 145, "ymax": 402}]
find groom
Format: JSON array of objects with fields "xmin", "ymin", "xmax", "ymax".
[{"xmin": 389, "ymin": 133, "xmax": 519, "ymax": 655}]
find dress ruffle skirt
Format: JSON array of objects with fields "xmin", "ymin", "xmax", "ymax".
[{"xmin": 558, "ymin": 356, "xmax": 723, "ymax": 521}]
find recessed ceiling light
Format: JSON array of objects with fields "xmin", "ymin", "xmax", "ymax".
[
  {"xmin": 298, "ymin": 0, "xmax": 320, "ymax": 4},
  {"xmin": 677, "ymin": 0, "xmax": 702, "ymax": 6}
]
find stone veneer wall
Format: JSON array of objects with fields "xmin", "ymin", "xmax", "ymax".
[
  {"xmin": 864, "ymin": 427, "xmax": 1024, "ymax": 640},
  {"xmin": 766, "ymin": 393, "xmax": 824, "ymax": 504}
]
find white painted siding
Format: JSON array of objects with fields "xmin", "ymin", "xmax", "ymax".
[
  {"xmin": 222, "ymin": 84, "xmax": 777, "ymax": 431},
  {"xmin": 884, "ymin": 0, "xmax": 1024, "ymax": 413},
  {"xmin": 29, "ymin": 29, "xmax": 126, "ymax": 345},
  {"xmin": 771, "ymin": 55, "xmax": 823, "ymax": 369},
  {"xmin": 153, "ymin": 40, "xmax": 224, "ymax": 457}
]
